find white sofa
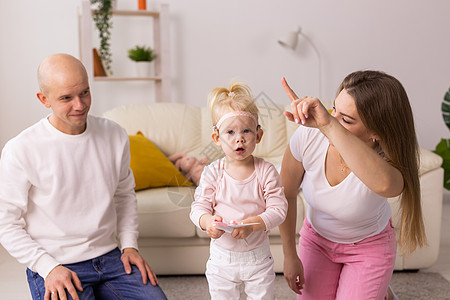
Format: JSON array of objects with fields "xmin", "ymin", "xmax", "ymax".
[{"xmin": 103, "ymin": 102, "xmax": 444, "ymax": 274}]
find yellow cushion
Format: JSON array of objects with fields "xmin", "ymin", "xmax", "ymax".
[{"xmin": 129, "ymin": 132, "xmax": 193, "ymax": 190}]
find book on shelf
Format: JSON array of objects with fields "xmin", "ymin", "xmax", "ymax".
[
  {"xmin": 93, "ymin": 48, "xmax": 106, "ymax": 77},
  {"xmin": 99, "ymin": 53, "xmax": 112, "ymax": 77}
]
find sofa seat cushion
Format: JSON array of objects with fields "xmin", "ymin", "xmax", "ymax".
[{"xmin": 136, "ymin": 187, "xmax": 197, "ymax": 238}]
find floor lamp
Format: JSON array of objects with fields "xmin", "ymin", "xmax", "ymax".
[{"xmin": 278, "ymin": 26, "xmax": 322, "ymax": 99}]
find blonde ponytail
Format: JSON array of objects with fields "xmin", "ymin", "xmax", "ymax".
[{"xmin": 208, "ymin": 82, "xmax": 258, "ymax": 126}]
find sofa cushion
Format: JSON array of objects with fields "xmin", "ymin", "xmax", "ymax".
[
  {"xmin": 136, "ymin": 187, "xmax": 197, "ymax": 238},
  {"xmin": 129, "ymin": 132, "xmax": 192, "ymax": 190}
]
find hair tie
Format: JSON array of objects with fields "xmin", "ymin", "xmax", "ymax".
[{"xmin": 228, "ymin": 91, "xmax": 235, "ymax": 97}]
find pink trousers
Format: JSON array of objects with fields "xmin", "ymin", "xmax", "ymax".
[{"xmin": 298, "ymin": 219, "xmax": 396, "ymax": 300}]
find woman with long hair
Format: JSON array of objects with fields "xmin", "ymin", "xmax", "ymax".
[{"xmin": 279, "ymin": 70, "xmax": 426, "ymax": 299}]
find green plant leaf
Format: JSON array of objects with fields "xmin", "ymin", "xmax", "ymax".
[
  {"xmin": 434, "ymin": 138, "xmax": 450, "ymax": 190},
  {"xmin": 442, "ymin": 87, "xmax": 450, "ymax": 131},
  {"xmin": 445, "ymin": 88, "xmax": 450, "ymax": 102},
  {"xmin": 91, "ymin": 0, "xmax": 113, "ymax": 74},
  {"xmin": 442, "ymin": 102, "xmax": 450, "ymax": 113},
  {"xmin": 443, "ymin": 113, "xmax": 450, "ymax": 123},
  {"xmin": 128, "ymin": 45, "xmax": 156, "ymax": 62}
]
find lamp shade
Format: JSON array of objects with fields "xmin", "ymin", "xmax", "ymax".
[{"xmin": 278, "ymin": 26, "xmax": 302, "ymax": 49}]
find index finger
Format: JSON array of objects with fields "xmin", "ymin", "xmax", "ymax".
[{"xmin": 281, "ymin": 77, "xmax": 300, "ymax": 102}]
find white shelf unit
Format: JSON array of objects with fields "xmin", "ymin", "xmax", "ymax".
[{"xmin": 78, "ymin": 1, "xmax": 171, "ymax": 102}]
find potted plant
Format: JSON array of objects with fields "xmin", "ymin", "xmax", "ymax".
[
  {"xmin": 434, "ymin": 87, "xmax": 450, "ymax": 189},
  {"xmin": 128, "ymin": 45, "xmax": 157, "ymax": 77},
  {"xmin": 91, "ymin": 0, "xmax": 114, "ymax": 75}
]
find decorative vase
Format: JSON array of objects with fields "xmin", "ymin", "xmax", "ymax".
[
  {"xmin": 135, "ymin": 61, "xmax": 153, "ymax": 77},
  {"xmin": 138, "ymin": 0, "xmax": 146, "ymax": 10}
]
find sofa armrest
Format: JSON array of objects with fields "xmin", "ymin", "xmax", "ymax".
[{"xmin": 419, "ymin": 148, "xmax": 443, "ymax": 176}]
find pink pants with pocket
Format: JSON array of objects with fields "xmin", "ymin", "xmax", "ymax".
[{"xmin": 298, "ymin": 218, "xmax": 396, "ymax": 300}]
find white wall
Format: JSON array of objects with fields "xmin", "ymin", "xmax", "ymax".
[{"xmin": 1, "ymin": 0, "xmax": 449, "ymax": 151}]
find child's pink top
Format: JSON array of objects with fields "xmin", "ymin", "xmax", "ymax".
[{"xmin": 190, "ymin": 156, "xmax": 287, "ymax": 252}]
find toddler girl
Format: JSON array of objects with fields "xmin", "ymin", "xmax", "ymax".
[{"xmin": 190, "ymin": 82, "xmax": 288, "ymax": 299}]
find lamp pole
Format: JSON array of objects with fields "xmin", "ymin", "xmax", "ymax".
[{"xmin": 278, "ymin": 27, "xmax": 322, "ymax": 99}]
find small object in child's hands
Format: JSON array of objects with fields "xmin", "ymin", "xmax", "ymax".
[{"xmin": 213, "ymin": 221, "xmax": 260, "ymax": 233}]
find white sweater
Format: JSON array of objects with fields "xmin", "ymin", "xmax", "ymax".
[{"xmin": 0, "ymin": 115, "xmax": 138, "ymax": 279}]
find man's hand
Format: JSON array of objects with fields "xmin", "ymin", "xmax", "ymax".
[
  {"xmin": 44, "ymin": 265, "xmax": 83, "ymax": 300},
  {"xmin": 121, "ymin": 248, "xmax": 159, "ymax": 286}
]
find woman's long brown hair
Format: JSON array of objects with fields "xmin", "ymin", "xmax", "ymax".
[{"xmin": 338, "ymin": 70, "xmax": 426, "ymax": 254}]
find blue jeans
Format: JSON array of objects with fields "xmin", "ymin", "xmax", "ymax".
[{"xmin": 26, "ymin": 248, "xmax": 167, "ymax": 300}]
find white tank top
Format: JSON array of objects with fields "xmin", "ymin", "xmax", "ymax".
[{"xmin": 290, "ymin": 126, "xmax": 391, "ymax": 243}]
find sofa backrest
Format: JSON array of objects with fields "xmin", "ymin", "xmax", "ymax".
[
  {"xmin": 102, "ymin": 102, "xmax": 442, "ymax": 174},
  {"xmin": 102, "ymin": 102, "xmax": 299, "ymax": 166},
  {"xmin": 103, "ymin": 103, "xmax": 202, "ymax": 156}
]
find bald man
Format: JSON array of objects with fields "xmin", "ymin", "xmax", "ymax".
[{"xmin": 0, "ymin": 54, "xmax": 167, "ymax": 300}]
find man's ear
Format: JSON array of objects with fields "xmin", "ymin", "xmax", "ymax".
[
  {"xmin": 211, "ymin": 132, "xmax": 221, "ymax": 146},
  {"xmin": 37, "ymin": 92, "xmax": 51, "ymax": 108},
  {"xmin": 256, "ymin": 128, "xmax": 264, "ymax": 144}
]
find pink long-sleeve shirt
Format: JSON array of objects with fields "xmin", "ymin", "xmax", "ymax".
[{"xmin": 190, "ymin": 157, "xmax": 287, "ymax": 252}]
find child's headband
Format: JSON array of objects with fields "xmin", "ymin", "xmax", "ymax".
[{"xmin": 213, "ymin": 111, "xmax": 259, "ymax": 132}]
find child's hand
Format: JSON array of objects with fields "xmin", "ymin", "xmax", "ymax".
[
  {"xmin": 204, "ymin": 215, "xmax": 225, "ymax": 239},
  {"xmin": 230, "ymin": 217, "xmax": 265, "ymax": 240},
  {"xmin": 231, "ymin": 224, "xmax": 253, "ymax": 240}
]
